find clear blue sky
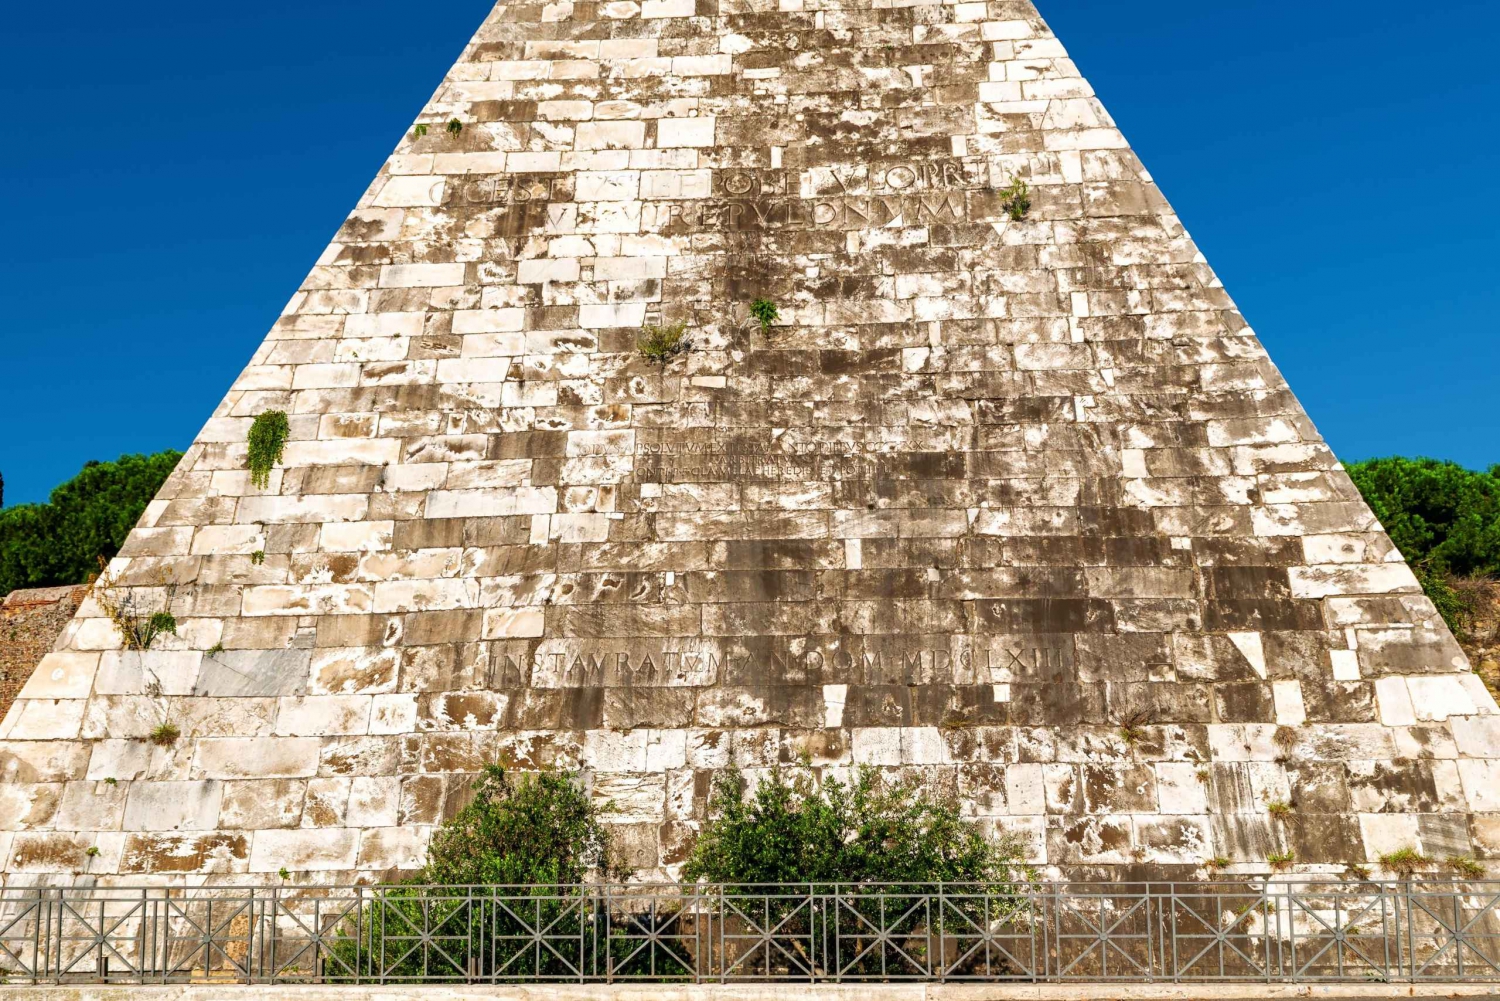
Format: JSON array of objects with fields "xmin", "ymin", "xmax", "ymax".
[{"xmin": 2, "ymin": 0, "xmax": 1496, "ymax": 506}]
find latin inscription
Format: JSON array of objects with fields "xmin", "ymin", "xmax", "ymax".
[
  {"xmin": 424, "ymin": 157, "xmax": 1002, "ymax": 232},
  {"xmin": 484, "ymin": 638, "xmax": 1075, "ymax": 689}
]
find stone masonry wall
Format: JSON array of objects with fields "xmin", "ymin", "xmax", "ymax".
[{"xmin": 3, "ymin": 0, "xmax": 1499, "ymax": 886}]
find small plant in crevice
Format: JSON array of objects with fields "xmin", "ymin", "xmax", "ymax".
[
  {"xmin": 1265, "ymin": 800, "xmax": 1292, "ymax": 817},
  {"xmin": 1379, "ymin": 846, "xmax": 1435, "ymax": 878},
  {"xmin": 247, "ymin": 410, "xmax": 290, "ymax": 489},
  {"xmin": 85, "ymin": 846, "xmax": 100, "ymax": 858},
  {"xmin": 103, "ymin": 777, "xmax": 118, "ymax": 786},
  {"xmin": 1204, "ymin": 856, "xmax": 1232, "ymax": 872},
  {"xmin": 1447, "ymin": 854, "xmax": 1486, "ymax": 879},
  {"xmin": 1267, "ymin": 850, "xmax": 1295, "ymax": 872},
  {"xmin": 207, "ymin": 642, "xmax": 225, "ymax": 657},
  {"xmin": 148, "ymin": 721, "xmax": 181, "ymax": 747},
  {"xmin": 1195, "ymin": 766, "xmax": 1211, "ymax": 783},
  {"xmin": 91, "ymin": 560, "xmax": 179, "ymax": 651},
  {"xmin": 748, "ymin": 297, "xmax": 780, "ymax": 333},
  {"xmin": 1000, "ymin": 176, "xmax": 1031, "ymax": 221},
  {"xmin": 279, "ymin": 867, "xmax": 292, "ymax": 881},
  {"xmin": 1343, "ymin": 862, "xmax": 1373, "ymax": 881},
  {"xmin": 637, "ymin": 321, "xmax": 692, "ymax": 367},
  {"xmin": 413, "ymin": 123, "xmax": 428, "ymax": 138},
  {"xmin": 1115, "ymin": 707, "xmax": 1154, "ymax": 747},
  {"xmin": 250, "ymin": 550, "xmax": 266, "ymax": 566},
  {"xmin": 446, "ymin": 118, "xmax": 463, "ymax": 136}
]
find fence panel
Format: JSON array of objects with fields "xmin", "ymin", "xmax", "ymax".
[{"xmin": 4, "ymin": 881, "xmax": 1500, "ymax": 986}]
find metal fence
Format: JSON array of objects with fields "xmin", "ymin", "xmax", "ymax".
[{"xmin": 3, "ymin": 880, "xmax": 1500, "ymax": 985}]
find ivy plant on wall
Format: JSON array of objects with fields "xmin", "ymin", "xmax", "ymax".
[{"xmin": 246, "ymin": 411, "xmax": 290, "ymax": 490}]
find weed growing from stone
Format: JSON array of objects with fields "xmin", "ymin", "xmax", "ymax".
[
  {"xmin": 1272, "ymin": 726, "xmax": 1299, "ymax": 751},
  {"xmin": 279, "ymin": 867, "xmax": 291, "ymax": 880},
  {"xmin": 1204, "ymin": 856, "xmax": 1231, "ymax": 871},
  {"xmin": 85, "ymin": 846, "xmax": 99, "ymax": 857},
  {"xmin": 103, "ymin": 777, "xmax": 117, "ymax": 786},
  {"xmin": 749, "ymin": 297, "xmax": 780, "ymax": 333},
  {"xmin": 1343, "ymin": 862, "xmax": 1373, "ymax": 881},
  {"xmin": 1447, "ymin": 854, "xmax": 1486, "ymax": 878},
  {"xmin": 413, "ymin": 124, "xmax": 428, "ymax": 138},
  {"xmin": 91, "ymin": 560, "xmax": 179, "ymax": 651},
  {"xmin": 1000, "ymin": 177, "xmax": 1031, "ymax": 221},
  {"xmin": 251, "ymin": 550, "xmax": 266, "ymax": 565},
  {"xmin": 637, "ymin": 321, "xmax": 691, "ymax": 367},
  {"xmin": 447, "ymin": 118, "xmax": 463, "ymax": 136},
  {"xmin": 207, "ymin": 642, "xmax": 224, "ymax": 657},
  {"xmin": 148, "ymin": 721, "xmax": 181, "ymax": 747},
  {"xmin": 1379, "ymin": 846, "xmax": 1435, "ymax": 877},
  {"xmin": 247, "ymin": 410, "xmax": 290, "ymax": 489},
  {"xmin": 1266, "ymin": 800, "xmax": 1292, "ymax": 817},
  {"xmin": 1115, "ymin": 708, "xmax": 1154, "ymax": 747},
  {"xmin": 1267, "ymin": 850, "xmax": 1295, "ymax": 872}
]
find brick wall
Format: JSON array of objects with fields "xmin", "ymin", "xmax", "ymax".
[{"xmin": 0, "ymin": 586, "xmax": 84, "ymax": 722}]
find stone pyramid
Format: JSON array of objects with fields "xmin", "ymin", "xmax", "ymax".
[{"xmin": 4, "ymin": 0, "xmax": 1497, "ymax": 886}]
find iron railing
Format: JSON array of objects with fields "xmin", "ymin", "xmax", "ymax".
[{"xmin": 2, "ymin": 880, "xmax": 1500, "ymax": 985}]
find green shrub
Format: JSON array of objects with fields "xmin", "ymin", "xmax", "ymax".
[
  {"xmin": 0, "ymin": 451, "xmax": 182, "ymax": 598},
  {"xmin": 325, "ymin": 767, "xmax": 655, "ymax": 982},
  {"xmin": 1346, "ymin": 457, "xmax": 1500, "ymax": 577},
  {"xmin": 423, "ymin": 766, "xmax": 614, "ymax": 885},
  {"xmin": 1346, "ymin": 457, "xmax": 1500, "ymax": 632},
  {"xmin": 682, "ymin": 765, "xmax": 1034, "ymax": 979},
  {"xmin": 246, "ymin": 411, "xmax": 290, "ymax": 489},
  {"xmin": 683, "ymin": 764, "xmax": 1033, "ymax": 887}
]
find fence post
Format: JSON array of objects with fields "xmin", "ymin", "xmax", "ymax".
[{"xmin": 935, "ymin": 880, "xmax": 944, "ymax": 983}]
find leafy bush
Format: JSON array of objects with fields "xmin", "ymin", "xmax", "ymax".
[
  {"xmin": 683, "ymin": 764, "xmax": 1033, "ymax": 887},
  {"xmin": 1347, "ymin": 457, "xmax": 1500, "ymax": 632},
  {"xmin": 424, "ymin": 766, "xmax": 614, "ymax": 885},
  {"xmin": 326, "ymin": 767, "xmax": 652, "ymax": 982},
  {"xmin": 682, "ymin": 765, "xmax": 1034, "ymax": 979},
  {"xmin": 0, "ymin": 451, "xmax": 182, "ymax": 598}
]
